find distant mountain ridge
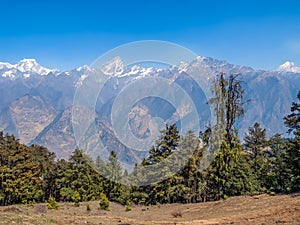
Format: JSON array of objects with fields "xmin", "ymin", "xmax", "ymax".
[{"xmin": 1, "ymin": 57, "xmax": 300, "ymax": 164}]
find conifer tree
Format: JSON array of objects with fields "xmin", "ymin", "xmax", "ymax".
[
  {"xmin": 143, "ymin": 124, "xmax": 180, "ymax": 165},
  {"xmin": 0, "ymin": 133, "xmax": 41, "ymax": 205},
  {"xmin": 244, "ymin": 122, "xmax": 268, "ymax": 189},
  {"xmin": 208, "ymin": 73, "xmax": 251, "ymax": 199},
  {"xmin": 104, "ymin": 151, "xmax": 124, "ymax": 202},
  {"xmin": 55, "ymin": 150, "xmax": 103, "ymax": 202},
  {"xmin": 283, "ymin": 91, "xmax": 300, "ymax": 192}
]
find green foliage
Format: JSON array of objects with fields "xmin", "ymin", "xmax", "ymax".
[
  {"xmin": 99, "ymin": 193, "xmax": 109, "ymax": 210},
  {"xmin": 72, "ymin": 191, "xmax": 81, "ymax": 207},
  {"xmin": 102, "ymin": 151, "xmax": 124, "ymax": 202},
  {"xmin": 0, "ymin": 133, "xmax": 43, "ymax": 206},
  {"xmin": 143, "ymin": 124, "xmax": 180, "ymax": 165},
  {"xmin": 47, "ymin": 196, "xmax": 58, "ymax": 210},
  {"xmin": 0, "ymin": 87, "xmax": 299, "ymax": 208},
  {"xmin": 55, "ymin": 150, "xmax": 104, "ymax": 203},
  {"xmin": 125, "ymin": 202, "xmax": 132, "ymax": 211},
  {"xmin": 210, "ymin": 73, "xmax": 248, "ymax": 148},
  {"xmin": 284, "ymin": 91, "xmax": 300, "ymax": 137},
  {"xmin": 280, "ymin": 91, "xmax": 300, "ymax": 192},
  {"xmin": 244, "ymin": 122, "xmax": 268, "ymax": 190},
  {"xmin": 129, "ymin": 191, "xmax": 149, "ymax": 205}
]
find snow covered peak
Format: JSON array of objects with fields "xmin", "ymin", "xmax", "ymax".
[
  {"xmin": 0, "ymin": 58, "xmax": 59, "ymax": 79},
  {"xmin": 101, "ymin": 56, "xmax": 126, "ymax": 76},
  {"xmin": 277, "ymin": 61, "xmax": 300, "ymax": 73},
  {"xmin": 16, "ymin": 58, "xmax": 57, "ymax": 75},
  {"xmin": 0, "ymin": 62, "xmax": 14, "ymax": 70},
  {"xmin": 76, "ymin": 65, "xmax": 91, "ymax": 72}
]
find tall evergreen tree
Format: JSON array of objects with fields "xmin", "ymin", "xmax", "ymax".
[
  {"xmin": 284, "ymin": 91, "xmax": 300, "ymax": 137},
  {"xmin": 283, "ymin": 91, "xmax": 300, "ymax": 192},
  {"xmin": 0, "ymin": 133, "xmax": 41, "ymax": 205},
  {"xmin": 28, "ymin": 144, "xmax": 56, "ymax": 202},
  {"xmin": 208, "ymin": 73, "xmax": 252, "ymax": 199},
  {"xmin": 143, "ymin": 124, "xmax": 180, "ymax": 165},
  {"xmin": 266, "ymin": 134, "xmax": 289, "ymax": 192},
  {"xmin": 55, "ymin": 150, "xmax": 103, "ymax": 202},
  {"xmin": 244, "ymin": 122, "xmax": 268, "ymax": 188},
  {"xmin": 104, "ymin": 151, "xmax": 124, "ymax": 203}
]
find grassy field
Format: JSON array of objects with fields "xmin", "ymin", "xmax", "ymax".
[{"xmin": 0, "ymin": 194, "xmax": 299, "ymax": 225}]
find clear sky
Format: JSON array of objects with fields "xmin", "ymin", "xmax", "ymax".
[{"xmin": 1, "ymin": 0, "xmax": 300, "ymax": 71}]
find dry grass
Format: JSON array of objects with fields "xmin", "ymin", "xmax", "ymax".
[{"xmin": 0, "ymin": 194, "xmax": 299, "ymax": 225}]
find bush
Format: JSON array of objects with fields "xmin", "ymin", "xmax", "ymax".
[
  {"xmin": 72, "ymin": 191, "xmax": 81, "ymax": 207},
  {"xmin": 47, "ymin": 196, "xmax": 58, "ymax": 210},
  {"xmin": 86, "ymin": 204, "xmax": 91, "ymax": 211},
  {"xmin": 22, "ymin": 199, "xmax": 36, "ymax": 206},
  {"xmin": 222, "ymin": 194, "xmax": 228, "ymax": 200},
  {"xmin": 125, "ymin": 203, "xmax": 131, "ymax": 211},
  {"xmin": 99, "ymin": 193, "xmax": 109, "ymax": 211}
]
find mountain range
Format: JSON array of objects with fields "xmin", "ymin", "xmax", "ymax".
[{"xmin": 1, "ymin": 57, "xmax": 300, "ymax": 167}]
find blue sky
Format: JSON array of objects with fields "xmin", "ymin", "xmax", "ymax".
[{"xmin": 1, "ymin": 0, "xmax": 300, "ymax": 71}]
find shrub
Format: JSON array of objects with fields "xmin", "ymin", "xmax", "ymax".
[
  {"xmin": 99, "ymin": 193, "xmax": 109, "ymax": 211},
  {"xmin": 222, "ymin": 194, "xmax": 228, "ymax": 200},
  {"xmin": 125, "ymin": 203, "xmax": 132, "ymax": 211},
  {"xmin": 72, "ymin": 191, "xmax": 81, "ymax": 207},
  {"xmin": 86, "ymin": 204, "xmax": 91, "ymax": 211},
  {"xmin": 47, "ymin": 196, "xmax": 58, "ymax": 210}
]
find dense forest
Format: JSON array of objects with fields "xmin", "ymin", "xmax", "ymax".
[{"xmin": 0, "ymin": 74, "xmax": 299, "ymax": 207}]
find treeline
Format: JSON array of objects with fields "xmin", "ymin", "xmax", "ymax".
[{"xmin": 0, "ymin": 74, "xmax": 299, "ymax": 206}]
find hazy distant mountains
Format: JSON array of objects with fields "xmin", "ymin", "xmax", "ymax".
[{"xmin": 1, "ymin": 57, "xmax": 300, "ymax": 164}]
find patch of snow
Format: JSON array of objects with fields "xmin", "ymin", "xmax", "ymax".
[
  {"xmin": 76, "ymin": 65, "xmax": 91, "ymax": 73},
  {"xmin": 2, "ymin": 70, "xmax": 16, "ymax": 79}
]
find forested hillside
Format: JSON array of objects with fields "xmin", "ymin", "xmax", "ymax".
[{"xmin": 0, "ymin": 74, "xmax": 299, "ymax": 207}]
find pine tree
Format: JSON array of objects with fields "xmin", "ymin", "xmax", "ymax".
[
  {"xmin": 244, "ymin": 122, "xmax": 268, "ymax": 189},
  {"xmin": 144, "ymin": 124, "xmax": 180, "ymax": 165},
  {"xmin": 244, "ymin": 123, "xmax": 268, "ymax": 161},
  {"xmin": 208, "ymin": 140, "xmax": 255, "ymax": 199},
  {"xmin": 284, "ymin": 91, "xmax": 300, "ymax": 137},
  {"xmin": 55, "ymin": 150, "xmax": 103, "ymax": 202},
  {"xmin": 28, "ymin": 144, "xmax": 57, "ymax": 202},
  {"xmin": 176, "ymin": 130, "xmax": 204, "ymax": 203},
  {"xmin": 266, "ymin": 134, "xmax": 288, "ymax": 192},
  {"xmin": 0, "ymin": 133, "xmax": 42, "ymax": 205},
  {"xmin": 283, "ymin": 91, "xmax": 300, "ymax": 192},
  {"xmin": 104, "ymin": 151, "xmax": 124, "ymax": 202}
]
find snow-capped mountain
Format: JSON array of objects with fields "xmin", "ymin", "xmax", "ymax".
[
  {"xmin": 0, "ymin": 58, "xmax": 59, "ymax": 79},
  {"xmin": 101, "ymin": 56, "xmax": 126, "ymax": 76},
  {"xmin": 0, "ymin": 56, "xmax": 299, "ymax": 164},
  {"xmin": 277, "ymin": 61, "xmax": 300, "ymax": 73}
]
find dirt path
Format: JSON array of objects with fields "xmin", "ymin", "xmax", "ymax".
[{"xmin": 0, "ymin": 194, "xmax": 299, "ymax": 225}]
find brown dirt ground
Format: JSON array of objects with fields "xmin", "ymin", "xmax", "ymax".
[{"xmin": 0, "ymin": 194, "xmax": 299, "ymax": 225}]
